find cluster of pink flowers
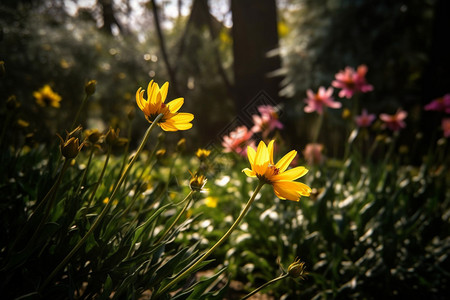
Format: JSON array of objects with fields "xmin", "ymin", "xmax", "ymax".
[
  {"xmin": 302, "ymin": 64, "xmax": 412, "ymax": 132},
  {"xmin": 222, "ymin": 105, "xmax": 283, "ymax": 156},
  {"xmin": 424, "ymin": 93, "xmax": 450, "ymax": 137},
  {"xmin": 304, "ymin": 64, "xmax": 373, "ymax": 115}
]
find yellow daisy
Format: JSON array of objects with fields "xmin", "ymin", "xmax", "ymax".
[
  {"xmin": 136, "ymin": 80, "xmax": 194, "ymax": 131},
  {"xmin": 33, "ymin": 84, "xmax": 62, "ymax": 108},
  {"xmin": 243, "ymin": 140, "xmax": 311, "ymax": 201}
]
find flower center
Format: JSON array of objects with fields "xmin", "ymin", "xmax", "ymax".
[{"xmin": 257, "ymin": 164, "xmax": 280, "ymax": 184}]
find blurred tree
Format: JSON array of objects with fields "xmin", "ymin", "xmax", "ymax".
[
  {"xmin": 231, "ymin": 0, "xmax": 282, "ymax": 113},
  {"xmin": 98, "ymin": 0, "xmax": 123, "ymax": 35}
]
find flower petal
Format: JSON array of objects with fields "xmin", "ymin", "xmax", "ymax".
[
  {"xmin": 167, "ymin": 98, "xmax": 184, "ymax": 113},
  {"xmin": 272, "ymin": 166, "xmax": 308, "ymax": 181},
  {"xmin": 247, "ymin": 145, "xmax": 256, "ymax": 166},
  {"xmin": 254, "ymin": 141, "xmax": 269, "ymax": 175},
  {"xmin": 275, "ymin": 150, "xmax": 297, "ymax": 173},
  {"xmin": 273, "ymin": 181, "xmax": 311, "ymax": 201},
  {"xmin": 160, "ymin": 82, "xmax": 169, "ymax": 102},
  {"xmin": 242, "ymin": 168, "xmax": 256, "ymax": 177},
  {"xmin": 170, "ymin": 113, "xmax": 194, "ymax": 123},
  {"xmin": 268, "ymin": 140, "xmax": 274, "ymax": 165}
]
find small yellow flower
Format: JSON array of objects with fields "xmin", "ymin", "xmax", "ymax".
[
  {"xmin": 136, "ymin": 80, "xmax": 194, "ymax": 131},
  {"xmin": 204, "ymin": 196, "xmax": 218, "ymax": 208},
  {"xmin": 243, "ymin": 140, "xmax": 311, "ymax": 201},
  {"xmin": 33, "ymin": 84, "xmax": 62, "ymax": 108},
  {"xmin": 196, "ymin": 148, "xmax": 211, "ymax": 160}
]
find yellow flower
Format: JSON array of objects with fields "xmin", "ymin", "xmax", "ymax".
[
  {"xmin": 204, "ymin": 196, "xmax": 218, "ymax": 208},
  {"xmin": 136, "ymin": 80, "xmax": 194, "ymax": 131},
  {"xmin": 33, "ymin": 84, "xmax": 62, "ymax": 108},
  {"xmin": 243, "ymin": 140, "xmax": 311, "ymax": 201},
  {"xmin": 196, "ymin": 148, "xmax": 211, "ymax": 160}
]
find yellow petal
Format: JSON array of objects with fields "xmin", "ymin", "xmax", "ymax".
[
  {"xmin": 268, "ymin": 140, "xmax": 275, "ymax": 165},
  {"xmin": 170, "ymin": 112, "xmax": 194, "ymax": 123},
  {"xmin": 254, "ymin": 141, "xmax": 269, "ymax": 175},
  {"xmin": 148, "ymin": 81, "xmax": 159, "ymax": 104},
  {"xmin": 275, "ymin": 150, "xmax": 297, "ymax": 173},
  {"xmin": 136, "ymin": 88, "xmax": 146, "ymax": 110},
  {"xmin": 160, "ymin": 122, "xmax": 178, "ymax": 131},
  {"xmin": 247, "ymin": 145, "xmax": 256, "ymax": 166},
  {"xmin": 242, "ymin": 168, "xmax": 256, "ymax": 177},
  {"xmin": 146, "ymin": 80, "xmax": 154, "ymax": 95},
  {"xmin": 274, "ymin": 181, "xmax": 311, "ymax": 200},
  {"xmin": 272, "ymin": 182, "xmax": 300, "ymax": 201},
  {"xmin": 160, "ymin": 82, "xmax": 169, "ymax": 102},
  {"xmin": 272, "ymin": 166, "xmax": 308, "ymax": 181},
  {"xmin": 167, "ymin": 98, "xmax": 184, "ymax": 113}
]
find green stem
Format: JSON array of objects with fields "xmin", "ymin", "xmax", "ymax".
[
  {"xmin": 156, "ymin": 190, "xmax": 195, "ymax": 244},
  {"xmin": 85, "ymin": 146, "xmax": 111, "ymax": 211},
  {"xmin": 154, "ymin": 181, "xmax": 265, "ymax": 298},
  {"xmin": 75, "ymin": 146, "xmax": 95, "ymax": 197},
  {"xmin": 40, "ymin": 113, "xmax": 164, "ymax": 292},
  {"xmin": 70, "ymin": 94, "xmax": 89, "ymax": 131},
  {"xmin": 241, "ymin": 273, "xmax": 289, "ymax": 300},
  {"xmin": 312, "ymin": 112, "xmax": 324, "ymax": 144}
]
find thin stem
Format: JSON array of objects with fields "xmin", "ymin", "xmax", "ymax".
[
  {"xmin": 70, "ymin": 94, "xmax": 89, "ymax": 131},
  {"xmin": 312, "ymin": 113, "xmax": 324, "ymax": 144},
  {"xmin": 85, "ymin": 146, "xmax": 111, "ymax": 211},
  {"xmin": 241, "ymin": 273, "xmax": 289, "ymax": 300},
  {"xmin": 75, "ymin": 146, "xmax": 95, "ymax": 197},
  {"xmin": 156, "ymin": 190, "xmax": 195, "ymax": 244},
  {"xmin": 154, "ymin": 181, "xmax": 265, "ymax": 298},
  {"xmin": 40, "ymin": 113, "xmax": 164, "ymax": 292}
]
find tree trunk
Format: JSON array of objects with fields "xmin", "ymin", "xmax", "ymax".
[{"xmin": 231, "ymin": 0, "xmax": 282, "ymax": 117}]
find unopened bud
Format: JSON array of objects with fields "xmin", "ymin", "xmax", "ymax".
[
  {"xmin": 59, "ymin": 136, "xmax": 83, "ymax": 158},
  {"xmin": 85, "ymin": 80, "xmax": 97, "ymax": 96},
  {"xmin": 189, "ymin": 173, "xmax": 207, "ymax": 192},
  {"xmin": 288, "ymin": 258, "xmax": 307, "ymax": 279},
  {"xmin": 176, "ymin": 138, "xmax": 186, "ymax": 152}
]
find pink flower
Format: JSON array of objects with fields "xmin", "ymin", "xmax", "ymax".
[
  {"xmin": 424, "ymin": 94, "xmax": 450, "ymax": 113},
  {"xmin": 380, "ymin": 109, "xmax": 408, "ymax": 131},
  {"xmin": 442, "ymin": 118, "xmax": 450, "ymax": 138},
  {"xmin": 332, "ymin": 64, "xmax": 374, "ymax": 99},
  {"xmin": 251, "ymin": 105, "xmax": 283, "ymax": 138},
  {"xmin": 303, "ymin": 143, "xmax": 325, "ymax": 166},
  {"xmin": 304, "ymin": 86, "xmax": 341, "ymax": 115},
  {"xmin": 222, "ymin": 126, "xmax": 255, "ymax": 156},
  {"xmin": 355, "ymin": 109, "xmax": 376, "ymax": 127}
]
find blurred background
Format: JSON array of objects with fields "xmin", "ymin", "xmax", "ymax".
[{"xmin": 1, "ymin": 0, "xmax": 449, "ymax": 154}]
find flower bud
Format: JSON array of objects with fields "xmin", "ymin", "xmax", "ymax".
[
  {"xmin": 105, "ymin": 128, "xmax": 120, "ymax": 146},
  {"xmin": 59, "ymin": 136, "xmax": 83, "ymax": 159},
  {"xmin": 156, "ymin": 149, "xmax": 166, "ymax": 160},
  {"xmin": 176, "ymin": 138, "xmax": 186, "ymax": 152},
  {"xmin": 85, "ymin": 80, "xmax": 97, "ymax": 96},
  {"xmin": 189, "ymin": 173, "xmax": 207, "ymax": 192},
  {"xmin": 84, "ymin": 129, "xmax": 102, "ymax": 144},
  {"xmin": 288, "ymin": 258, "xmax": 307, "ymax": 279}
]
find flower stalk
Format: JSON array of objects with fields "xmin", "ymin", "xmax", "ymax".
[
  {"xmin": 156, "ymin": 190, "xmax": 195, "ymax": 244},
  {"xmin": 40, "ymin": 113, "xmax": 164, "ymax": 292},
  {"xmin": 155, "ymin": 181, "xmax": 265, "ymax": 298},
  {"xmin": 241, "ymin": 273, "xmax": 289, "ymax": 300}
]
